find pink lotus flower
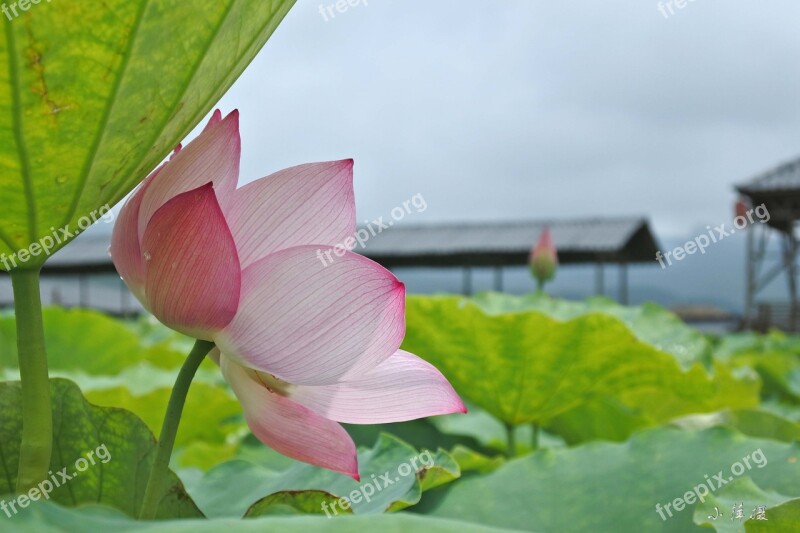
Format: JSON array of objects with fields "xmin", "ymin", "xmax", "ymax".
[
  {"xmin": 529, "ymin": 227, "xmax": 558, "ymax": 288},
  {"xmin": 111, "ymin": 110, "xmax": 465, "ymax": 479}
]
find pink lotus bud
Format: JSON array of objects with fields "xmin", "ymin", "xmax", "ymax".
[
  {"xmin": 735, "ymin": 198, "xmax": 750, "ymax": 219},
  {"xmin": 530, "ymin": 227, "xmax": 558, "ymax": 289}
]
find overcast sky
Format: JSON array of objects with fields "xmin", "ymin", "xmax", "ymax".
[{"xmin": 192, "ymin": 0, "xmax": 800, "ymax": 239}]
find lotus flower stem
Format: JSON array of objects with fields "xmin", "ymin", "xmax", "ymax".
[
  {"xmin": 532, "ymin": 424, "xmax": 540, "ymax": 451},
  {"xmin": 139, "ymin": 339, "xmax": 215, "ymax": 520},
  {"xmin": 11, "ymin": 268, "xmax": 53, "ymax": 493}
]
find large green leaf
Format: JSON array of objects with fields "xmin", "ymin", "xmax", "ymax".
[
  {"xmin": 470, "ymin": 292, "xmax": 712, "ymax": 368},
  {"xmin": 402, "ymin": 296, "xmax": 758, "ymax": 426},
  {"xmin": 188, "ymin": 434, "xmax": 460, "ymax": 518},
  {"xmin": 0, "ymin": 0, "xmax": 295, "ymax": 263},
  {"xmin": 0, "ymin": 379, "xmax": 202, "ymax": 519},
  {"xmin": 422, "ymin": 426, "xmax": 800, "ymax": 532},
  {"xmin": 84, "ymin": 383, "xmax": 242, "ymax": 453}
]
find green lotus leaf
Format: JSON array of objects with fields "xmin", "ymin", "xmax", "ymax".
[
  {"xmin": 0, "ymin": 0, "xmax": 295, "ymax": 265},
  {"xmin": 470, "ymin": 292, "xmax": 711, "ymax": 368},
  {"xmin": 189, "ymin": 434, "xmax": 460, "ymax": 518},
  {"xmin": 422, "ymin": 426, "xmax": 800, "ymax": 532},
  {"xmin": 84, "ymin": 382, "xmax": 242, "ymax": 453},
  {"xmin": 402, "ymin": 295, "xmax": 759, "ymax": 426},
  {"xmin": 0, "ymin": 378, "xmax": 201, "ymax": 519}
]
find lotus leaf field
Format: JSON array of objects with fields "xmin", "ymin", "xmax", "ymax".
[{"xmin": 1, "ymin": 295, "xmax": 799, "ymax": 531}]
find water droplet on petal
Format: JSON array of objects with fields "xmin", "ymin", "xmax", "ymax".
[{"xmin": 143, "ymin": 252, "xmax": 152, "ymax": 262}]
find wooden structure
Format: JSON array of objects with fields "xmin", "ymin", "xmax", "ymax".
[
  {"xmin": 361, "ymin": 217, "xmax": 660, "ymax": 301},
  {"xmin": 737, "ymin": 157, "xmax": 800, "ymax": 331}
]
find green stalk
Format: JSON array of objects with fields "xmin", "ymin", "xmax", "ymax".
[
  {"xmin": 505, "ymin": 422, "xmax": 516, "ymax": 458},
  {"xmin": 532, "ymin": 423, "xmax": 540, "ymax": 451},
  {"xmin": 11, "ymin": 268, "xmax": 52, "ymax": 492},
  {"xmin": 139, "ymin": 339, "xmax": 214, "ymax": 520}
]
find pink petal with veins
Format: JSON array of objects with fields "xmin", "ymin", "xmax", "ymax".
[
  {"xmin": 227, "ymin": 160, "xmax": 355, "ymax": 268},
  {"xmin": 142, "ymin": 183, "xmax": 241, "ymax": 340},
  {"xmin": 138, "ymin": 110, "xmax": 240, "ymax": 240},
  {"xmin": 110, "ymin": 171, "xmax": 156, "ymax": 307},
  {"xmin": 288, "ymin": 350, "xmax": 467, "ymax": 423},
  {"xmin": 215, "ymin": 246, "xmax": 405, "ymax": 386},
  {"xmin": 221, "ymin": 355, "xmax": 359, "ymax": 479}
]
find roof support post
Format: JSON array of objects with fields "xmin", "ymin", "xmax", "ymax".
[
  {"xmin": 782, "ymin": 229, "xmax": 799, "ymax": 331},
  {"xmin": 493, "ymin": 266, "xmax": 503, "ymax": 293},
  {"xmin": 463, "ymin": 267, "xmax": 473, "ymax": 296},
  {"xmin": 618, "ymin": 261, "xmax": 628, "ymax": 305},
  {"xmin": 595, "ymin": 262, "xmax": 604, "ymax": 296},
  {"xmin": 79, "ymin": 274, "xmax": 88, "ymax": 308},
  {"xmin": 744, "ymin": 223, "xmax": 755, "ymax": 329}
]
